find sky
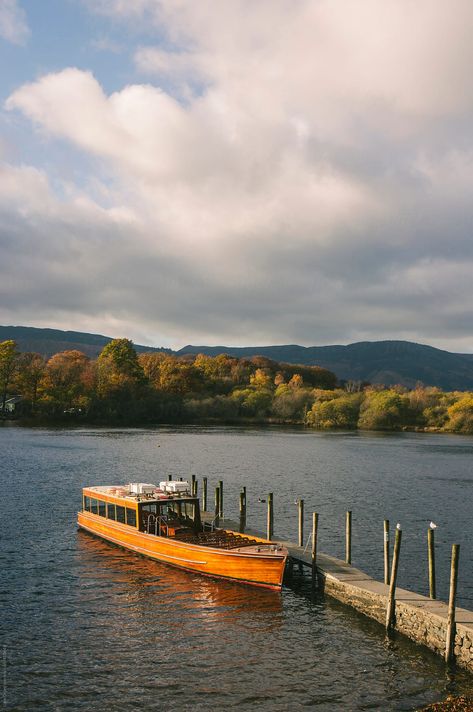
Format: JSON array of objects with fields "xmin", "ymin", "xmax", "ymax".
[{"xmin": 1, "ymin": 1, "xmax": 473, "ymax": 352}]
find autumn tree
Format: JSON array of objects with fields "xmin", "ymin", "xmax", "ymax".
[
  {"xmin": 138, "ymin": 352, "xmax": 168, "ymax": 387},
  {"xmin": 14, "ymin": 352, "xmax": 46, "ymax": 413},
  {"xmin": 0, "ymin": 340, "xmax": 19, "ymax": 411},
  {"xmin": 40, "ymin": 350, "xmax": 93, "ymax": 414},
  {"xmin": 249, "ymin": 368, "xmax": 272, "ymax": 389},
  {"xmin": 445, "ymin": 394, "xmax": 473, "ymax": 433}
]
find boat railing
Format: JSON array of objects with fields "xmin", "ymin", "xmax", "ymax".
[
  {"xmin": 146, "ymin": 513, "xmax": 171, "ymax": 537},
  {"xmin": 146, "ymin": 513, "xmax": 157, "ymax": 535},
  {"xmin": 156, "ymin": 515, "xmax": 169, "ymax": 537},
  {"xmin": 206, "ymin": 516, "xmax": 220, "ymax": 532}
]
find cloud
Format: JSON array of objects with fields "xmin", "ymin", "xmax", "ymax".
[
  {"xmin": 3, "ymin": 1, "xmax": 473, "ymax": 351},
  {"xmin": 0, "ymin": 0, "xmax": 29, "ymax": 44}
]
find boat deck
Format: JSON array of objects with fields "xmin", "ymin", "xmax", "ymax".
[{"xmin": 174, "ymin": 530, "xmax": 261, "ymax": 550}]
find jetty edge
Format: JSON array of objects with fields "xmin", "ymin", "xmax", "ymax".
[{"xmin": 206, "ymin": 513, "xmax": 473, "ymax": 674}]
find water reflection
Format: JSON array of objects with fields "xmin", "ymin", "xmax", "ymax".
[
  {"xmin": 76, "ymin": 530, "xmax": 283, "ymax": 623},
  {"xmin": 4, "ymin": 426, "xmax": 473, "ymax": 711}
]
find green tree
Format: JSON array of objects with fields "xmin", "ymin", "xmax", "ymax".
[
  {"xmin": 272, "ymin": 384, "xmax": 314, "ymax": 420},
  {"xmin": 231, "ymin": 387, "xmax": 273, "ymax": 418},
  {"xmin": 358, "ymin": 389, "xmax": 411, "ymax": 430},
  {"xmin": 306, "ymin": 392, "xmax": 362, "ymax": 429},
  {"xmin": 95, "ymin": 339, "xmax": 148, "ymax": 422},
  {"xmin": 98, "ymin": 338, "xmax": 145, "ymax": 391},
  {"xmin": 0, "ymin": 340, "xmax": 19, "ymax": 411},
  {"xmin": 14, "ymin": 352, "xmax": 46, "ymax": 413}
]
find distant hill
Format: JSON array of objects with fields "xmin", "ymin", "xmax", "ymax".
[
  {"xmin": 2, "ymin": 326, "xmax": 473, "ymax": 390},
  {"xmin": 0, "ymin": 326, "xmax": 170, "ymax": 359},
  {"xmin": 178, "ymin": 341, "xmax": 473, "ymax": 391}
]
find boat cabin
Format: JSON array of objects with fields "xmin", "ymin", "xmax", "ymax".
[{"xmin": 82, "ymin": 482, "xmax": 202, "ymax": 538}]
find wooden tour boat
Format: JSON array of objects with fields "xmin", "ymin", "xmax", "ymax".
[{"xmin": 77, "ymin": 481, "xmax": 288, "ymax": 590}]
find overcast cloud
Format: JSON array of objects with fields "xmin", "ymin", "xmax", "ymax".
[{"xmin": 2, "ymin": 0, "xmax": 473, "ymax": 350}]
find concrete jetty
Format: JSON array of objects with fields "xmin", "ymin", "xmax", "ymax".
[{"xmin": 206, "ymin": 514, "xmax": 473, "ymax": 673}]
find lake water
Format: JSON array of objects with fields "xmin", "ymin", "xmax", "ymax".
[{"xmin": 1, "ymin": 425, "xmax": 473, "ymax": 711}]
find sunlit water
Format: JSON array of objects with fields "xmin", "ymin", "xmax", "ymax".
[{"xmin": 1, "ymin": 425, "xmax": 473, "ymax": 711}]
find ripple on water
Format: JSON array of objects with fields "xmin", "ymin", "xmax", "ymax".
[{"xmin": 1, "ymin": 426, "xmax": 473, "ymax": 711}]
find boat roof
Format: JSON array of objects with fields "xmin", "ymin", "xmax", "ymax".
[{"xmin": 83, "ymin": 484, "xmax": 198, "ymax": 504}]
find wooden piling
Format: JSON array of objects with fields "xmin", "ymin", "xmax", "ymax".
[
  {"xmin": 386, "ymin": 526, "xmax": 402, "ymax": 631},
  {"xmin": 267, "ymin": 493, "xmax": 274, "ymax": 540},
  {"xmin": 191, "ymin": 475, "xmax": 197, "ymax": 497},
  {"xmin": 168, "ymin": 474, "xmax": 172, "ymax": 481},
  {"xmin": 202, "ymin": 477, "xmax": 208, "ymax": 512},
  {"xmin": 214, "ymin": 485, "xmax": 220, "ymax": 525},
  {"xmin": 384, "ymin": 520, "xmax": 390, "ymax": 585},
  {"xmin": 298, "ymin": 499, "xmax": 304, "ymax": 547},
  {"xmin": 218, "ymin": 480, "xmax": 223, "ymax": 519},
  {"xmin": 346, "ymin": 511, "xmax": 352, "ymax": 565},
  {"xmin": 445, "ymin": 544, "xmax": 460, "ymax": 664},
  {"xmin": 428, "ymin": 527, "xmax": 436, "ymax": 600},
  {"xmin": 312, "ymin": 512, "xmax": 318, "ymax": 588},
  {"xmin": 239, "ymin": 491, "xmax": 246, "ymax": 533}
]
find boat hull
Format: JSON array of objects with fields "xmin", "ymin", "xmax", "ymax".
[{"xmin": 77, "ymin": 511, "xmax": 287, "ymax": 590}]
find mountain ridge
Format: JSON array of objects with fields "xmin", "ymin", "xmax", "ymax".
[{"xmin": 2, "ymin": 325, "xmax": 473, "ymax": 390}]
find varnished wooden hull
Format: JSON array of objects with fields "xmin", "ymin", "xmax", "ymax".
[{"xmin": 77, "ymin": 511, "xmax": 287, "ymax": 590}]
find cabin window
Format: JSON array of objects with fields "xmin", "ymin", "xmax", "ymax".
[
  {"xmin": 83, "ymin": 495, "xmax": 90, "ymax": 511},
  {"xmin": 107, "ymin": 503, "xmax": 116, "ymax": 520},
  {"xmin": 126, "ymin": 508, "xmax": 136, "ymax": 527},
  {"xmin": 116, "ymin": 505, "xmax": 126, "ymax": 523},
  {"xmin": 91, "ymin": 498, "xmax": 99, "ymax": 514},
  {"xmin": 98, "ymin": 500, "xmax": 106, "ymax": 517},
  {"xmin": 141, "ymin": 503, "xmax": 158, "ymax": 515},
  {"xmin": 166, "ymin": 501, "xmax": 195, "ymax": 522}
]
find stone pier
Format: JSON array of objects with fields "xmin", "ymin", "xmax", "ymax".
[{"xmin": 210, "ymin": 514, "xmax": 473, "ymax": 673}]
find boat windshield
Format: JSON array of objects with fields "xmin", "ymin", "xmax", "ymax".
[{"xmin": 139, "ymin": 499, "xmax": 201, "ymax": 535}]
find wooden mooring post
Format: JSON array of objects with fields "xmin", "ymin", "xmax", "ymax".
[
  {"xmin": 168, "ymin": 474, "xmax": 172, "ymax": 481},
  {"xmin": 386, "ymin": 525, "xmax": 402, "ymax": 631},
  {"xmin": 428, "ymin": 526, "xmax": 436, "ymax": 600},
  {"xmin": 218, "ymin": 480, "xmax": 223, "ymax": 519},
  {"xmin": 191, "ymin": 475, "xmax": 197, "ymax": 497},
  {"xmin": 298, "ymin": 499, "xmax": 304, "ymax": 547},
  {"xmin": 445, "ymin": 544, "xmax": 460, "ymax": 664},
  {"xmin": 346, "ymin": 511, "xmax": 352, "ymax": 565},
  {"xmin": 239, "ymin": 491, "xmax": 246, "ymax": 533},
  {"xmin": 384, "ymin": 520, "xmax": 390, "ymax": 585},
  {"xmin": 312, "ymin": 512, "xmax": 319, "ymax": 589},
  {"xmin": 267, "ymin": 493, "xmax": 274, "ymax": 540},
  {"xmin": 214, "ymin": 485, "xmax": 220, "ymax": 525},
  {"xmin": 202, "ymin": 477, "xmax": 208, "ymax": 512}
]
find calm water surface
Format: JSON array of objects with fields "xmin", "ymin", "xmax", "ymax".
[{"xmin": 1, "ymin": 425, "xmax": 473, "ymax": 711}]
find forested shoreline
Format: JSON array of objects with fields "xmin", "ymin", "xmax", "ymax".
[{"xmin": 2, "ymin": 337, "xmax": 473, "ymax": 433}]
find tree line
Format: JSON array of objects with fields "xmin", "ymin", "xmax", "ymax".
[
  {"xmin": 2, "ymin": 337, "xmax": 473, "ymax": 432},
  {"xmin": 0, "ymin": 338, "xmax": 336, "ymax": 424},
  {"xmin": 306, "ymin": 386, "xmax": 473, "ymax": 433}
]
